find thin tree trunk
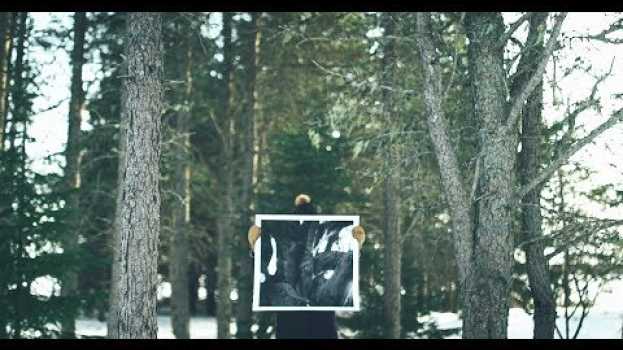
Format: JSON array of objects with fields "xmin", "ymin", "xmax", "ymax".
[
  {"xmin": 380, "ymin": 12, "xmax": 402, "ymax": 339},
  {"xmin": 516, "ymin": 12, "xmax": 556, "ymax": 340},
  {"xmin": 0, "ymin": 12, "xmax": 12, "ymax": 150},
  {"xmin": 216, "ymin": 11, "xmax": 234, "ymax": 339},
  {"xmin": 4, "ymin": 11, "xmax": 27, "ymax": 339},
  {"xmin": 170, "ymin": 15, "xmax": 193, "ymax": 340},
  {"xmin": 414, "ymin": 11, "xmax": 474, "ymax": 333},
  {"xmin": 236, "ymin": 11, "xmax": 259, "ymax": 339},
  {"xmin": 558, "ymin": 170, "xmax": 571, "ymax": 339},
  {"xmin": 188, "ymin": 264, "xmax": 199, "ymax": 315},
  {"xmin": 108, "ymin": 12, "xmax": 163, "ymax": 339},
  {"xmin": 60, "ymin": 12, "xmax": 87, "ymax": 339},
  {"xmin": 205, "ymin": 266, "xmax": 217, "ymax": 316},
  {"xmin": 0, "ymin": 12, "xmax": 13, "ymax": 337}
]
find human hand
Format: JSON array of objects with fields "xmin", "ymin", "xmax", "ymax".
[
  {"xmin": 352, "ymin": 225, "xmax": 365, "ymax": 249},
  {"xmin": 248, "ymin": 225, "xmax": 261, "ymax": 250}
]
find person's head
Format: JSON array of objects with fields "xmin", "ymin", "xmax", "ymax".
[{"xmin": 293, "ymin": 193, "xmax": 316, "ymax": 214}]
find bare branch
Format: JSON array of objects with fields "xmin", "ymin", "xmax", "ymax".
[
  {"xmin": 570, "ymin": 17, "xmax": 623, "ymax": 44},
  {"xmin": 518, "ymin": 108, "xmax": 623, "ymax": 200},
  {"xmin": 505, "ymin": 12, "xmax": 568, "ymax": 133},
  {"xmin": 498, "ymin": 12, "xmax": 533, "ymax": 48},
  {"xmin": 544, "ymin": 219, "xmax": 623, "ymax": 260},
  {"xmin": 310, "ymin": 59, "xmax": 417, "ymax": 96}
]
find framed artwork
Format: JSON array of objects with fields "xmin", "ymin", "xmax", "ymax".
[{"xmin": 252, "ymin": 214, "xmax": 360, "ymax": 312}]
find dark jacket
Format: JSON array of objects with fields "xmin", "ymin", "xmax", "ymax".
[{"xmin": 275, "ymin": 311, "xmax": 338, "ymax": 339}]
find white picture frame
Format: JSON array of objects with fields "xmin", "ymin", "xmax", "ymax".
[{"xmin": 252, "ymin": 214, "xmax": 361, "ymax": 312}]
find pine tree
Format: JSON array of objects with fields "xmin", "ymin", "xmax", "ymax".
[
  {"xmin": 0, "ymin": 12, "xmax": 74, "ymax": 339},
  {"xmin": 60, "ymin": 11, "xmax": 87, "ymax": 338},
  {"xmin": 108, "ymin": 12, "xmax": 163, "ymax": 339}
]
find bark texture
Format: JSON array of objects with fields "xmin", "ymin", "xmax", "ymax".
[
  {"xmin": 414, "ymin": 12, "xmax": 474, "ymax": 291},
  {"xmin": 236, "ymin": 11, "xmax": 259, "ymax": 339},
  {"xmin": 169, "ymin": 15, "xmax": 193, "ymax": 340},
  {"xmin": 380, "ymin": 12, "xmax": 402, "ymax": 339},
  {"xmin": 60, "ymin": 11, "xmax": 87, "ymax": 338},
  {"xmin": 515, "ymin": 13, "xmax": 557, "ymax": 339},
  {"xmin": 464, "ymin": 12, "xmax": 516, "ymax": 339},
  {"xmin": 108, "ymin": 12, "xmax": 163, "ymax": 339}
]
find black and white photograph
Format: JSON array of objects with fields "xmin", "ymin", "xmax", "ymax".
[{"xmin": 252, "ymin": 215, "xmax": 360, "ymax": 311}]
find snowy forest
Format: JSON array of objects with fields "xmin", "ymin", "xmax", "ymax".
[{"xmin": 1, "ymin": 11, "xmax": 623, "ymax": 339}]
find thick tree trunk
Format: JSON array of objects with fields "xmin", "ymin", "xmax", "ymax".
[
  {"xmin": 108, "ymin": 12, "xmax": 163, "ymax": 339},
  {"xmin": 464, "ymin": 13, "xmax": 515, "ymax": 339},
  {"xmin": 380, "ymin": 12, "xmax": 402, "ymax": 339},
  {"xmin": 236, "ymin": 11, "xmax": 259, "ymax": 340},
  {"xmin": 169, "ymin": 16, "xmax": 193, "ymax": 340},
  {"xmin": 0, "ymin": 12, "xmax": 12, "ymax": 150},
  {"xmin": 516, "ymin": 13, "xmax": 556, "ymax": 339},
  {"xmin": 216, "ymin": 12, "xmax": 234, "ymax": 339},
  {"xmin": 60, "ymin": 11, "xmax": 87, "ymax": 339}
]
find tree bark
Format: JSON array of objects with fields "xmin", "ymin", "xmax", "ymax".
[
  {"xmin": 464, "ymin": 13, "xmax": 516, "ymax": 339},
  {"xmin": 414, "ymin": 12, "xmax": 474, "ymax": 288},
  {"xmin": 516, "ymin": 13, "xmax": 556, "ymax": 339},
  {"xmin": 380, "ymin": 12, "xmax": 402, "ymax": 339},
  {"xmin": 108, "ymin": 12, "xmax": 163, "ymax": 339},
  {"xmin": 169, "ymin": 15, "xmax": 193, "ymax": 340},
  {"xmin": 235, "ymin": 11, "xmax": 259, "ymax": 339},
  {"xmin": 216, "ymin": 11, "xmax": 234, "ymax": 339},
  {"xmin": 414, "ymin": 11, "xmax": 475, "ymax": 332},
  {"xmin": 60, "ymin": 11, "xmax": 87, "ymax": 339}
]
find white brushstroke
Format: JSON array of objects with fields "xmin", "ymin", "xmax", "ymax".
[
  {"xmin": 331, "ymin": 225, "xmax": 354, "ymax": 252},
  {"xmin": 267, "ymin": 237, "xmax": 277, "ymax": 275}
]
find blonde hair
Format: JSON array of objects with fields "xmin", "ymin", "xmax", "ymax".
[{"xmin": 294, "ymin": 194, "xmax": 311, "ymax": 206}]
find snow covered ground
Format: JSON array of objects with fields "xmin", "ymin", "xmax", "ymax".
[
  {"xmin": 76, "ymin": 308, "xmax": 623, "ymax": 339},
  {"xmin": 53, "ymin": 279, "xmax": 623, "ymax": 339},
  {"xmin": 76, "ymin": 316, "xmax": 218, "ymax": 339}
]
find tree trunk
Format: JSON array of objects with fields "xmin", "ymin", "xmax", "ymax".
[
  {"xmin": 216, "ymin": 11, "xmax": 234, "ymax": 339},
  {"xmin": 60, "ymin": 11, "xmax": 87, "ymax": 339},
  {"xmin": 169, "ymin": 15, "xmax": 193, "ymax": 340},
  {"xmin": 380, "ymin": 12, "xmax": 402, "ymax": 339},
  {"xmin": 0, "ymin": 12, "xmax": 12, "ymax": 150},
  {"xmin": 516, "ymin": 13, "xmax": 556, "ymax": 339},
  {"xmin": 188, "ymin": 263, "xmax": 199, "ymax": 315},
  {"xmin": 464, "ymin": 12, "xmax": 515, "ymax": 339},
  {"xmin": 205, "ymin": 266, "xmax": 217, "ymax": 316},
  {"xmin": 108, "ymin": 12, "xmax": 163, "ymax": 339},
  {"xmin": 235, "ymin": 11, "xmax": 259, "ymax": 340},
  {"xmin": 414, "ymin": 11, "xmax": 474, "ymax": 333},
  {"xmin": 0, "ymin": 11, "xmax": 25, "ymax": 339}
]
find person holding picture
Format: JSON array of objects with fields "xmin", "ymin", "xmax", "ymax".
[{"xmin": 247, "ymin": 194, "xmax": 366, "ymax": 339}]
